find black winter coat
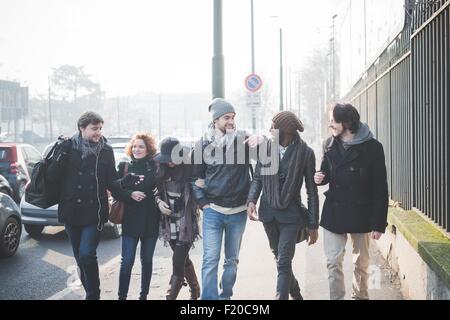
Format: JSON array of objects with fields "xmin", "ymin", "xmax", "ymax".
[
  {"xmin": 46, "ymin": 143, "xmax": 117, "ymax": 226},
  {"xmin": 247, "ymin": 142, "xmax": 319, "ymax": 229},
  {"xmin": 111, "ymin": 157, "xmax": 160, "ymax": 238},
  {"xmin": 319, "ymin": 137, "xmax": 389, "ymax": 234}
]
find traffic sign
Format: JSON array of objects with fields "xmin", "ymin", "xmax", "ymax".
[
  {"xmin": 245, "ymin": 74, "xmax": 263, "ymax": 93},
  {"xmin": 246, "ymin": 91, "xmax": 261, "ymax": 108}
]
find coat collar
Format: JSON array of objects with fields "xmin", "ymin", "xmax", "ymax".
[{"xmin": 326, "ymin": 137, "xmax": 363, "ymax": 169}]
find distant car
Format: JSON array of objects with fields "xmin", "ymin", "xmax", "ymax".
[
  {"xmin": 110, "ymin": 143, "xmax": 129, "ymax": 165},
  {"xmin": 107, "ymin": 136, "xmax": 131, "ymax": 145},
  {"xmin": 0, "ymin": 143, "xmax": 42, "ymax": 203},
  {"xmin": 0, "ymin": 193, "xmax": 22, "ymax": 258},
  {"xmin": 178, "ymin": 137, "xmax": 197, "ymax": 149},
  {"xmin": 20, "ymin": 148, "xmax": 126, "ymax": 239}
]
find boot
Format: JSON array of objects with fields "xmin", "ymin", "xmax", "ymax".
[
  {"xmin": 290, "ymin": 276, "xmax": 304, "ymax": 300},
  {"xmin": 166, "ymin": 275, "xmax": 185, "ymax": 300},
  {"xmin": 184, "ymin": 263, "xmax": 200, "ymax": 300}
]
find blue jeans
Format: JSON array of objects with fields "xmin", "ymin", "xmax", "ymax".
[
  {"xmin": 201, "ymin": 208, "xmax": 247, "ymax": 300},
  {"xmin": 65, "ymin": 224, "xmax": 101, "ymax": 300},
  {"xmin": 118, "ymin": 235, "xmax": 158, "ymax": 300}
]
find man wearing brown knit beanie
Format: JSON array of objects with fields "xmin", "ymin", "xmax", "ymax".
[{"xmin": 247, "ymin": 111, "xmax": 320, "ymax": 300}]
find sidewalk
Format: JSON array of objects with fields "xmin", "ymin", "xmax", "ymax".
[{"xmin": 60, "ymin": 195, "xmax": 404, "ymax": 300}]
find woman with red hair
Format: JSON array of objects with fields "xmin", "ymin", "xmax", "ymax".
[{"xmin": 111, "ymin": 133, "xmax": 160, "ymax": 300}]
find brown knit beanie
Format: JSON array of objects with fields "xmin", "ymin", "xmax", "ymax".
[{"xmin": 272, "ymin": 111, "xmax": 304, "ymax": 134}]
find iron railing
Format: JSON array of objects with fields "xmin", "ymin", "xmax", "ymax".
[{"xmin": 343, "ymin": 0, "xmax": 449, "ymax": 232}]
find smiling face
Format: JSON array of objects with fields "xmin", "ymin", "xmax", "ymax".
[
  {"xmin": 215, "ymin": 112, "xmax": 236, "ymax": 133},
  {"xmin": 80, "ymin": 123, "xmax": 103, "ymax": 143},
  {"xmin": 329, "ymin": 112, "xmax": 345, "ymax": 138},
  {"xmin": 132, "ymin": 139, "xmax": 148, "ymax": 159}
]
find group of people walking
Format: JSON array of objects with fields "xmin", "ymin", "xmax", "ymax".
[{"xmin": 45, "ymin": 98, "xmax": 388, "ymax": 301}]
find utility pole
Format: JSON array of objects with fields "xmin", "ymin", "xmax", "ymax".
[
  {"xmin": 297, "ymin": 72, "xmax": 301, "ymax": 119},
  {"xmin": 212, "ymin": 0, "xmax": 225, "ymax": 99},
  {"xmin": 158, "ymin": 93, "xmax": 162, "ymax": 140},
  {"xmin": 363, "ymin": 0, "xmax": 367, "ymax": 67},
  {"xmin": 331, "ymin": 14, "xmax": 338, "ymax": 100},
  {"xmin": 48, "ymin": 75, "xmax": 53, "ymax": 140},
  {"xmin": 116, "ymin": 97, "xmax": 121, "ymax": 134},
  {"xmin": 250, "ymin": 0, "xmax": 257, "ymax": 131},
  {"xmin": 279, "ymin": 28, "xmax": 284, "ymax": 111}
]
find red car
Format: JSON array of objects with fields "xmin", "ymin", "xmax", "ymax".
[{"xmin": 0, "ymin": 143, "xmax": 42, "ymax": 203}]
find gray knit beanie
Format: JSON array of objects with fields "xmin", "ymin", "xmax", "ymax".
[{"xmin": 209, "ymin": 98, "xmax": 236, "ymax": 120}]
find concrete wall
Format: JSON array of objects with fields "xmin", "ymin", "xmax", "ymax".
[{"xmin": 376, "ymin": 225, "xmax": 450, "ymax": 300}]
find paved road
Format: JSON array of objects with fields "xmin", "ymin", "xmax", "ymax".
[
  {"xmin": 37, "ymin": 189, "xmax": 403, "ymax": 301},
  {"xmin": 0, "ymin": 226, "xmax": 122, "ymax": 300}
]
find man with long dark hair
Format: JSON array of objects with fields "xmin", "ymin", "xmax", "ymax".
[{"xmin": 315, "ymin": 103, "xmax": 389, "ymax": 300}]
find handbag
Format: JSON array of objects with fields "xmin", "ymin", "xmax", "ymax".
[{"xmin": 108, "ymin": 163, "xmax": 129, "ymax": 224}]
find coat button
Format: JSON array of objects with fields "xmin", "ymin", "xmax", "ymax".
[
  {"xmin": 78, "ymin": 185, "xmax": 82, "ymax": 190},
  {"xmin": 76, "ymin": 199, "xmax": 82, "ymax": 203},
  {"xmin": 79, "ymin": 172, "xmax": 83, "ymax": 176},
  {"xmin": 90, "ymin": 200, "xmax": 94, "ymax": 204},
  {"xmin": 90, "ymin": 172, "xmax": 95, "ymax": 176}
]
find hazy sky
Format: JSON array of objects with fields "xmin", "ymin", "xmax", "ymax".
[{"xmin": 0, "ymin": 0, "xmax": 346, "ymax": 97}]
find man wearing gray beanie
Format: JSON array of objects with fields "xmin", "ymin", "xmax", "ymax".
[
  {"xmin": 209, "ymin": 98, "xmax": 236, "ymax": 122},
  {"xmin": 191, "ymin": 98, "xmax": 260, "ymax": 300}
]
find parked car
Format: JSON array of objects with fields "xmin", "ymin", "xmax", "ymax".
[
  {"xmin": 0, "ymin": 193, "xmax": 22, "ymax": 258},
  {"xmin": 0, "ymin": 143, "xmax": 42, "ymax": 203},
  {"xmin": 0, "ymin": 174, "xmax": 13, "ymax": 197},
  {"xmin": 110, "ymin": 143, "xmax": 129, "ymax": 164},
  {"xmin": 20, "ymin": 197, "xmax": 121, "ymax": 238},
  {"xmin": 20, "ymin": 148, "xmax": 126, "ymax": 239}
]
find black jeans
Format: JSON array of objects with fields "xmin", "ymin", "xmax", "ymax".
[
  {"xmin": 263, "ymin": 220, "xmax": 301, "ymax": 300},
  {"xmin": 170, "ymin": 241, "xmax": 193, "ymax": 277},
  {"xmin": 65, "ymin": 224, "xmax": 101, "ymax": 300}
]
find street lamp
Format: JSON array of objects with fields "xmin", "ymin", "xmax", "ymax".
[
  {"xmin": 47, "ymin": 75, "xmax": 54, "ymax": 141},
  {"xmin": 331, "ymin": 14, "xmax": 338, "ymax": 100},
  {"xmin": 213, "ymin": 0, "xmax": 225, "ymax": 99},
  {"xmin": 269, "ymin": 16, "xmax": 284, "ymax": 111},
  {"xmin": 250, "ymin": 0, "xmax": 256, "ymax": 130}
]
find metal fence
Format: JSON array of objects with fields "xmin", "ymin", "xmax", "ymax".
[
  {"xmin": 411, "ymin": 0, "xmax": 449, "ymax": 231},
  {"xmin": 343, "ymin": 0, "xmax": 449, "ymax": 232}
]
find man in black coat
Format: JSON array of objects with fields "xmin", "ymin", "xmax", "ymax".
[
  {"xmin": 247, "ymin": 111, "xmax": 319, "ymax": 300},
  {"xmin": 315, "ymin": 103, "xmax": 388, "ymax": 300},
  {"xmin": 46, "ymin": 111, "xmax": 118, "ymax": 300}
]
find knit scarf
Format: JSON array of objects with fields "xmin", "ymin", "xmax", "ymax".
[
  {"xmin": 262, "ymin": 133, "xmax": 311, "ymax": 210},
  {"xmin": 71, "ymin": 132, "xmax": 105, "ymax": 159}
]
